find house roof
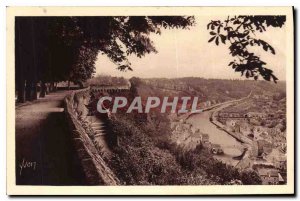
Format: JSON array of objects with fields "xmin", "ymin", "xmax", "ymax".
[
  {"xmin": 202, "ymin": 133, "xmax": 209, "ymax": 138},
  {"xmin": 278, "ymin": 173, "xmax": 284, "ymax": 182},
  {"xmin": 257, "ymin": 168, "xmax": 279, "ymax": 177}
]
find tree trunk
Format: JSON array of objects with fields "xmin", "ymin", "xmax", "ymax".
[
  {"xmin": 45, "ymin": 83, "xmax": 50, "ymax": 94},
  {"xmin": 49, "ymin": 82, "xmax": 53, "ymax": 92},
  {"xmin": 25, "ymin": 80, "xmax": 32, "ymax": 101},
  {"xmin": 26, "ymin": 81, "xmax": 37, "ymax": 101},
  {"xmin": 31, "ymin": 81, "xmax": 38, "ymax": 100},
  {"xmin": 17, "ymin": 79, "xmax": 26, "ymax": 103},
  {"xmin": 49, "ymin": 82, "xmax": 55, "ymax": 92},
  {"xmin": 16, "ymin": 20, "xmax": 26, "ymax": 103},
  {"xmin": 29, "ymin": 20, "xmax": 38, "ymax": 101},
  {"xmin": 40, "ymin": 81, "xmax": 46, "ymax": 98}
]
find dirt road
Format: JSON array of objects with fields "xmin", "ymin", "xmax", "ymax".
[{"xmin": 15, "ymin": 90, "xmax": 85, "ymax": 185}]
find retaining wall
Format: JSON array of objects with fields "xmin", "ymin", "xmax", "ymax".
[{"xmin": 64, "ymin": 88, "xmax": 120, "ymax": 185}]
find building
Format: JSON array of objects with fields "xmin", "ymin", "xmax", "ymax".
[
  {"xmin": 247, "ymin": 112, "xmax": 267, "ymax": 119},
  {"xmin": 201, "ymin": 133, "xmax": 209, "ymax": 143},
  {"xmin": 211, "ymin": 144, "xmax": 223, "ymax": 155},
  {"xmin": 217, "ymin": 111, "xmax": 248, "ymax": 123},
  {"xmin": 274, "ymin": 156, "xmax": 287, "ymax": 171},
  {"xmin": 257, "ymin": 140, "xmax": 273, "ymax": 159},
  {"xmin": 190, "ymin": 129, "xmax": 203, "ymax": 144},
  {"xmin": 267, "ymin": 127, "xmax": 282, "ymax": 136},
  {"xmin": 226, "ymin": 119, "xmax": 237, "ymax": 128},
  {"xmin": 257, "ymin": 168, "xmax": 279, "ymax": 185},
  {"xmin": 198, "ymin": 133, "xmax": 210, "ymax": 148},
  {"xmin": 253, "ymin": 126, "xmax": 262, "ymax": 140},
  {"xmin": 234, "ymin": 122, "xmax": 252, "ymax": 136},
  {"xmin": 235, "ymin": 157, "xmax": 252, "ymax": 170}
]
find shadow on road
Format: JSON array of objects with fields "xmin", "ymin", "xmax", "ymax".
[{"xmin": 16, "ymin": 103, "xmax": 86, "ymax": 185}]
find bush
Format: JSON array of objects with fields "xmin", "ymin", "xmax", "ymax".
[
  {"xmin": 107, "ymin": 114, "xmax": 262, "ymax": 185},
  {"xmin": 108, "ymin": 116, "xmax": 185, "ymax": 185}
]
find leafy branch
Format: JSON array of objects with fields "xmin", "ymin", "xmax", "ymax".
[{"xmin": 207, "ymin": 16, "xmax": 286, "ymax": 83}]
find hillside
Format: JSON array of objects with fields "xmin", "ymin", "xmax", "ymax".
[{"xmin": 139, "ymin": 77, "xmax": 285, "ymax": 102}]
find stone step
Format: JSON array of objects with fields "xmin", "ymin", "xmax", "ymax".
[
  {"xmin": 91, "ymin": 123, "xmax": 105, "ymax": 126},
  {"xmin": 86, "ymin": 116, "xmax": 99, "ymax": 122},
  {"xmin": 94, "ymin": 128, "xmax": 105, "ymax": 132},
  {"xmin": 91, "ymin": 124, "xmax": 105, "ymax": 127},
  {"xmin": 92, "ymin": 126, "xmax": 106, "ymax": 130},
  {"xmin": 91, "ymin": 125, "xmax": 105, "ymax": 129},
  {"xmin": 86, "ymin": 116, "xmax": 106, "ymax": 123},
  {"xmin": 91, "ymin": 122, "xmax": 104, "ymax": 126},
  {"xmin": 95, "ymin": 133, "xmax": 106, "ymax": 137}
]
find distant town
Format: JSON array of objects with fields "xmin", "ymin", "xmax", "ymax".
[{"xmin": 137, "ymin": 77, "xmax": 287, "ymax": 185}]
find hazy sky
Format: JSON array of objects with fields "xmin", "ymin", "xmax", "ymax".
[{"xmin": 95, "ymin": 16, "xmax": 286, "ymax": 80}]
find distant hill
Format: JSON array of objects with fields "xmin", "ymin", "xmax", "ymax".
[{"xmin": 137, "ymin": 77, "xmax": 286, "ymax": 103}]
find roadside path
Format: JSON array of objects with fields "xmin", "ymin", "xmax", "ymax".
[{"xmin": 15, "ymin": 90, "xmax": 85, "ymax": 185}]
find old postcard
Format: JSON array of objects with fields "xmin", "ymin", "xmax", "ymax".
[{"xmin": 6, "ymin": 7, "xmax": 294, "ymax": 195}]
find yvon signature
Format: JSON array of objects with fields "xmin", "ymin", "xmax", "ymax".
[{"xmin": 19, "ymin": 158, "xmax": 37, "ymax": 176}]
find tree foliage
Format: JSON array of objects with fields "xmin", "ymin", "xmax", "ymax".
[
  {"xmin": 207, "ymin": 16, "xmax": 286, "ymax": 83},
  {"xmin": 49, "ymin": 16, "xmax": 195, "ymax": 75},
  {"xmin": 16, "ymin": 16, "xmax": 195, "ymax": 101}
]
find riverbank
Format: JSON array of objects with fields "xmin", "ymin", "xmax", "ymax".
[
  {"xmin": 184, "ymin": 93, "xmax": 253, "ymax": 166},
  {"xmin": 210, "ymin": 104, "xmax": 253, "ymax": 145}
]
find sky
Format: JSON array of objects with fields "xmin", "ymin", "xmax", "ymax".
[{"xmin": 95, "ymin": 16, "xmax": 286, "ymax": 80}]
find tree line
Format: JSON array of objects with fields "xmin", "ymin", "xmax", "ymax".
[{"xmin": 15, "ymin": 16, "xmax": 195, "ymax": 102}]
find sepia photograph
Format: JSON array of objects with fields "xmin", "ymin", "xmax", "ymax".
[{"xmin": 6, "ymin": 6, "xmax": 294, "ymax": 195}]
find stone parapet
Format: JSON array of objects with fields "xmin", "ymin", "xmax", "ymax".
[{"xmin": 64, "ymin": 88, "xmax": 120, "ymax": 185}]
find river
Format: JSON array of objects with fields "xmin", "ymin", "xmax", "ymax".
[{"xmin": 186, "ymin": 108, "xmax": 245, "ymax": 166}]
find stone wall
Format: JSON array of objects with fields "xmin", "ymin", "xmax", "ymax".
[{"xmin": 64, "ymin": 88, "xmax": 120, "ymax": 185}]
